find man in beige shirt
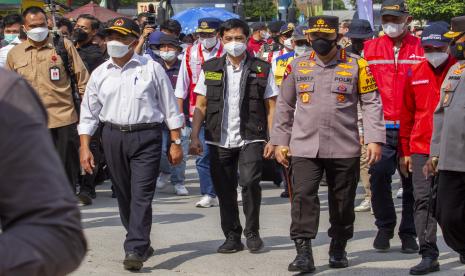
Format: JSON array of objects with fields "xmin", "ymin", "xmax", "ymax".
[{"xmin": 6, "ymin": 6, "xmax": 89, "ymax": 192}]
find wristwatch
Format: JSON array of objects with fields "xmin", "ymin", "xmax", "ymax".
[{"xmin": 171, "ymin": 139, "xmax": 182, "ymax": 145}]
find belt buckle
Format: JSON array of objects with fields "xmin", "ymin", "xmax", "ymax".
[{"xmin": 120, "ymin": 125, "xmax": 129, "ymax": 132}]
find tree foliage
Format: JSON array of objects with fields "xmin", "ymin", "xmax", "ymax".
[
  {"xmin": 244, "ymin": 0, "xmax": 278, "ymax": 21},
  {"xmin": 406, "ymin": 0, "xmax": 465, "ymax": 22},
  {"xmin": 323, "ymin": 0, "xmax": 347, "ymax": 10}
]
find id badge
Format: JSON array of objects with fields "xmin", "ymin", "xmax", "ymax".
[{"xmin": 50, "ymin": 66, "xmax": 60, "ymax": 81}]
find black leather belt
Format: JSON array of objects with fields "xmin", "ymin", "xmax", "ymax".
[{"xmin": 104, "ymin": 122, "xmax": 161, "ymax": 132}]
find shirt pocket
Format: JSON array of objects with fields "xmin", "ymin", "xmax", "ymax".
[
  {"xmin": 13, "ymin": 60, "xmax": 30, "ymax": 81},
  {"xmin": 133, "ymin": 77, "xmax": 153, "ymax": 100},
  {"xmin": 331, "ymin": 83, "xmax": 353, "ymax": 106},
  {"xmin": 440, "ymin": 79, "xmax": 460, "ymax": 108},
  {"xmin": 296, "ymin": 81, "xmax": 314, "ymax": 104}
]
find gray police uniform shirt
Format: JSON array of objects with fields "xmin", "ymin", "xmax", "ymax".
[
  {"xmin": 271, "ymin": 49, "xmax": 386, "ymax": 158},
  {"xmin": 430, "ymin": 60, "xmax": 465, "ymax": 172}
]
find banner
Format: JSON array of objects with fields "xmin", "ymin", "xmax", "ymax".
[
  {"xmin": 357, "ymin": 0, "xmax": 374, "ymax": 30},
  {"xmin": 137, "ymin": 2, "xmax": 159, "ymax": 14}
]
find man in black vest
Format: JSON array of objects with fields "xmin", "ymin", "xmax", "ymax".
[{"xmin": 189, "ymin": 18, "xmax": 279, "ymax": 253}]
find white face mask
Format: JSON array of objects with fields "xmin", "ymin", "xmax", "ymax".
[
  {"xmin": 294, "ymin": 45, "xmax": 310, "ymax": 56},
  {"xmin": 200, "ymin": 36, "xmax": 217, "ymax": 49},
  {"xmin": 160, "ymin": 50, "xmax": 178, "ymax": 62},
  {"xmin": 425, "ymin": 52, "xmax": 448, "ymax": 68},
  {"xmin": 107, "ymin": 40, "xmax": 131, "ymax": 58},
  {"xmin": 26, "ymin": 27, "xmax": 49, "ymax": 42},
  {"xmin": 260, "ymin": 31, "xmax": 270, "ymax": 40},
  {"xmin": 382, "ymin": 22, "xmax": 406, "ymax": 38},
  {"xmin": 284, "ymin": 38, "xmax": 294, "ymax": 50},
  {"xmin": 224, "ymin": 41, "xmax": 247, "ymax": 57}
]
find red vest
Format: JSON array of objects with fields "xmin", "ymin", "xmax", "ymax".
[
  {"xmin": 364, "ymin": 33, "xmax": 424, "ymax": 122},
  {"xmin": 399, "ymin": 57, "xmax": 456, "ymax": 156}
]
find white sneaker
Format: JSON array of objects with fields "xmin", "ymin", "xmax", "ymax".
[
  {"xmin": 156, "ymin": 173, "xmax": 170, "ymax": 189},
  {"xmin": 174, "ymin": 184, "xmax": 189, "ymax": 196},
  {"xmin": 237, "ymin": 186, "xmax": 242, "ymax": 203},
  {"xmin": 354, "ymin": 199, "xmax": 371, "ymax": 212},
  {"xmin": 396, "ymin": 187, "xmax": 403, "ymax": 199},
  {"xmin": 195, "ymin": 195, "xmax": 218, "ymax": 208}
]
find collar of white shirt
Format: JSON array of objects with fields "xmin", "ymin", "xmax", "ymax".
[
  {"xmin": 226, "ymin": 55, "xmax": 246, "ymax": 72},
  {"xmin": 108, "ymin": 53, "xmax": 144, "ymax": 69}
]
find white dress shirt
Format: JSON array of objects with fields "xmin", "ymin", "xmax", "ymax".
[
  {"xmin": 78, "ymin": 54, "xmax": 184, "ymax": 136},
  {"xmin": 194, "ymin": 55, "xmax": 279, "ymax": 148},
  {"xmin": 174, "ymin": 40, "xmax": 225, "ymax": 100},
  {"xmin": 0, "ymin": 37, "xmax": 22, "ymax": 68}
]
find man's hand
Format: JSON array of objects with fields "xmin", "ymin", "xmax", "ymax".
[
  {"xmin": 399, "ymin": 156, "xmax": 413, "ymax": 177},
  {"xmin": 275, "ymin": 146, "xmax": 290, "ymax": 168},
  {"xmin": 141, "ymin": 26, "xmax": 155, "ymax": 39},
  {"xmin": 263, "ymin": 142, "xmax": 275, "ymax": 159},
  {"xmin": 168, "ymin": 144, "xmax": 183, "ymax": 165},
  {"xmin": 423, "ymin": 156, "xmax": 439, "ymax": 177},
  {"xmin": 366, "ymin": 143, "xmax": 382, "ymax": 166},
  {"xmin": 189, "ymin": 137, "xmax": 203, "ymax": 156},
  {"xmin": 80, "ymin": 146, "xmax": 95, "ymax": 175}
]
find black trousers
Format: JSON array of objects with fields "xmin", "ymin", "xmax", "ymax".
[
  {"xmin": 50, "ymin": 123, "xmax": 80, "ymax": 192},
  {"xmin": 411, "ymin": 154, "xmax": 439, "ymax": 258},
  {"xmin": 290, "ymin": 157, "xmax": 359, "ymax": 241},
  {"xmin": 370, "ymin": 129, "xmax": 415, "ymax": 238},
  {"xmin": 101, "ymin": 125, "xmax": 162, "ymax": 255},
  {"xmin": 80, "ymin": 127, "xmax": 104, "ymax": 195},
  {"xmin": 436, "ymin": 170, "xmax": 465, "ymax": 256},
  {"xmin": 209, "ymin": 143, "xmax": 264, "ymax": 238}
]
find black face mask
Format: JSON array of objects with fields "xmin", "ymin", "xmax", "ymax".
[
  {"xmin": 72, "ymin": 28, "xmax": 88, "ymax": 43},
  {"xmin": 350, "ymin": 39, "xmax": 365, "ymax": 55},
  {"xmin": 450, "ymin": 42, "xmax": 465, "ymax": 60},
  {"xmin": 312, "ymin": 38, "xmax": 336, "ymax": 56}
]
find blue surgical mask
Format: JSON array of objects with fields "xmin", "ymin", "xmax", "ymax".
[{"xmin": 3, "ymin": 33, "xmax": 19, "ymax": 44}]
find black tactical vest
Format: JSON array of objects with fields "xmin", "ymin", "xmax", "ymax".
[{"xmin": 202, "ymin": 54, "xmax": 271, "ymax": 143}]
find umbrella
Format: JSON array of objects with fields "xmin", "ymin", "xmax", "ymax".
[
  {"xmin": 171, "ymin": 7, "xmax": 239, "ymax": 35},
  {"xmin": 64, "ymin": 1, "xmax": 128, "ymax": 23}
]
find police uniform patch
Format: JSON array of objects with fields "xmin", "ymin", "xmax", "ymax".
[
  {"xmin": 337, "ymin": 84, "xmax": 347, "ymax": 92},
  {"xmin": 205, "ymin": 71, "xmax": 223, "ymax": 81},
  {"xmin": 298, "ymin": 69, "xmax": 313, "ymax": 74},
  {"xmin": 358, "ymin": 59, "xmax": 378, "ymax": 94},
  {"xmin": 299, "ymin": 83, "xmax": 311, "ymax": 90},
  {"xmin": 454, "ymin": 69, "xmax": 463, "ymax": 75},
  {"xmin": 298, "ymin": 61, "xmax": 309, "ymax": 67},
  {"xmin": 338, "ymin": 64, "xmax": 353, "ymax": 69},
  {"xmin": 296, "ymin": 76, "xmax": 313, "ymax": 82},
  {"xmin": 337, "ymin": 94, "xmax": 346, "ymax": 102},
  {"xmin": 336, "ymin": 71, "xmax": 353, "ymax": 77},
  {"xmin": 301, "ymin": 92, "xmax": 311, "ymax": 103}
]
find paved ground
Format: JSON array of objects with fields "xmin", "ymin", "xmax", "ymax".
[{"xmin": 72, "ymin": 160, "xmax": 465, "ymax": 276}]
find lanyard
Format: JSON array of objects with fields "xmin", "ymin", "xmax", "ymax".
[{"xmin": 197, "ymin": 42, "xmax": 223, "ymax": 64}]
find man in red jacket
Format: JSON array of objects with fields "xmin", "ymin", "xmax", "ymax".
[
  {"xmin": 399, "ymin": 22, "xmax": 455, "ymax": 275},
  {"xmin": 364, "ymin": 0, "xmax": 424, "ymax": 253},
  {"xmin": 247, "ymin": 22, "xmax": 271, "ymax": 56}
]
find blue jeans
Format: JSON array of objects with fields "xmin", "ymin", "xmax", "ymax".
[
  {"xmin": 159, "ymin": 126, "xmax": 190, "ymax": 185},
  {"xmin": 197, "ymin": 126, "xmax": 216, "ymax": 197}
]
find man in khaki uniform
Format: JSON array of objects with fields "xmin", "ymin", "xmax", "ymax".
[
  {"xmin": 271, "ymin": 16, "xmax": 385, "ymax": 273},
  {"xmin": 6, "ymin": 6, "xmax": 89, "ymax": 191}
]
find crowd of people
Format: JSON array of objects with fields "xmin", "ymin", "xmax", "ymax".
[{"xmin": 0, "ymin": 0, "xmax": 465, "ymax": 275}]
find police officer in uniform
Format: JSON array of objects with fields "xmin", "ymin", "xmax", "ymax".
[
  {"xmin": 425, "ymin": 15, "xmax": 465, "ymax": 266},
  {"xmin": 271, "ymin": 16, "xmax": 385, "ymax": 273}
]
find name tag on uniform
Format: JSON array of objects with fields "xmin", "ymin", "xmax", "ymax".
[
  {"xmin": 205, "ymin": 71, "xmax": 222, "ymax": 81},
  {"xmin": 50, "ymin": 66, "xmax": 60, "ymax": 81},
  {"xmin": 412, "ymin": 79, "xmax": 429, "ymax": 85}
]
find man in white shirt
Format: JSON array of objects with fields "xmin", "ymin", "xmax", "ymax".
[
  {"xmin": 175, "ymin": 18, "xmax": 224, "ymax": 208},
  {"xmin": 190, "ymin": 18, "xmax": 278, "ymax": 254},
  {"xmin": 78, "ymin": 17, "xmax": 184, "ymax": 272},
  {"xmin": 0, "ymin": 14, "xmax": 23, "ymax": 67}
]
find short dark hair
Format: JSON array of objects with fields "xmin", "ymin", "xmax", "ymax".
[
  {"xmin": 219, "ymin": 19, "xmax": 250, "ymax": 38},
  {"xmin": 76, "ymin": 14, "xmax": 100, "ymax": 31},
  {"xmin": 3, "ymin": 14, "xmax": 22, "ymax": 27},
  {"xmin": 57, "ymin": 17, "xmax": 73, "ymax": 32},
  {"xmin": 160, "ymin": 19, "xmax": 181, "ymax": 36},
  {"xmin": 137, "ymin": 13, "xmax": 149, "ymax": 21},
  {"xmin": 22, "ymin": 6, "xmax": 47, "ymax": 19}
]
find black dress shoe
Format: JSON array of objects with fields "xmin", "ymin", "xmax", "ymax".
[
  {"xmin": 373, "ymin": 230, "xmax": 393, "ymax": 251},
  {"xmin": 217, "ymin": 233, "xmax": 244, "ymax": 254},
  {"xmin": 123, "ymin": 252, "xmax": 144, "ymax": 271},
  {"xmin": 409, "ymin": 257, "xmax": 440, "ymax": 275},
  {"xmin": 401, "ymin": 235, "xmax": 419, "ymax": 254},
  {"xmin": 329, "ymin": 239, "xmax": 349, "ymax": 268},
  {"xmin": 77, "ymin": 192, "xmax": 92, "ymax": 206},
  {"xmin": 460, "ymin": 254, "xmax": 465, "ymax": 264},
  {"xmin": 142, "ymin": 246, "xmax": 155, "ymax": 261},
  {"xmin": 280, "ymin": 190, "xmax": 289, "ymax": 198},
  {"xmin": 245, "ymin": 232, "xmax": 264, "ymax": 252},
  {"xmin": 288, "ymin": 239, "xmax": 316, "ymax": 273}
]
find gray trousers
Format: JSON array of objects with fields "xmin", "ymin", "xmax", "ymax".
[{"xmin": 411, "ymin": 154, "xmax": 439, "ymax": 258}]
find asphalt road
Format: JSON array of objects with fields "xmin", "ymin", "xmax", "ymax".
[{"xmin": 72, "ymin": 160, "xmax": 465, "ymax": 276}]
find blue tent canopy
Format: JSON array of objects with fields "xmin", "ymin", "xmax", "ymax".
[{"xmin": 171, "ymin": 7, "xmax": 239, "ymax": 35}]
